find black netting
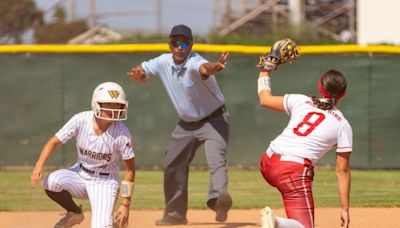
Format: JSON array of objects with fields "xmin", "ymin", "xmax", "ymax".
[{"xmin": 0, "ymin": 53, "xmax": 398, "ymax": 168}]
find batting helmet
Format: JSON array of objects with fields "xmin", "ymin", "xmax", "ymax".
[{"xmin": 91, "ymin": 82, "xmax": 128, "ymax": 121}]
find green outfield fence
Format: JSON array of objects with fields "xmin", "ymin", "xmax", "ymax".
[{"xmin": 1, "ymin": 44, "xmax": 399, "ymax": 169}]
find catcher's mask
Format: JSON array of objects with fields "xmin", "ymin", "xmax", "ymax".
[{"xmin": 91, "ymin": 82, "xmax": 128, "ymax": 121}]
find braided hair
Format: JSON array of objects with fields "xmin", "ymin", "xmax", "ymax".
[{"xmin": 312, "ymin": 69, "xmax": 347, "ymax": 110}]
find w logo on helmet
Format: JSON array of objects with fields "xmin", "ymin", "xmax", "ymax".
[{"xmin": 108, "ymin": 90, "xmax": 120, "ymax": 99}]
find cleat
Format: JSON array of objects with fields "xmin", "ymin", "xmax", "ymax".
[
  {"xmin": 54, "ymin": 205, "xmax": 84, "ymax": 228},
  {"xmin": 260, "ymin": 206, "xmax": 277, "ymax": 228}
]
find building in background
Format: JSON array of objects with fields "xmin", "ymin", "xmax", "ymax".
[
  {"xmin": 357, "ymin": 0, "xmax": 400, "ymax": 45},
  {"xmin": 68, "ymin": 25, "xmax": 122, "ymax": 44}
]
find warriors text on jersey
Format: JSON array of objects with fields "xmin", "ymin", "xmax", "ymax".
[
  {"xmin": 55, "ymin": 111, "xmax": 135, "ymax": 175},
  {"xmin": 268, "ymin": 94, "xmax": 353, "ymax": 161}
]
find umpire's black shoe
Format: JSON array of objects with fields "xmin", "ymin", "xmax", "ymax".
[
  {"xmin": 155, "ymin": 216, "xmax": 188, "ymax": 226},
  {"xmin": 215, "ymin": 192, "xmax": 232, "ymax": 222}
]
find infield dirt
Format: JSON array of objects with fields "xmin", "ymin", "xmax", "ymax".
[{"xmin": 1, "ymin": 207, "xmax": 399, "ymax": 228}]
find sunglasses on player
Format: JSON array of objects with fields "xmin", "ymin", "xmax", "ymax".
[{"xmin": 170, "ymin": 40, "xmax": 191, "ymax": 49}]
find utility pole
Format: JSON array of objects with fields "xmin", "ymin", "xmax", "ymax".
[
  {"xmin": 288, "ymin": 0, "xmax": 304, "ymax": 25},
  {"xmin": 241, "ymin": 0, "xmax": 248, "ymax": 15},
  {"xmin": 70, "ymin": 0, "xmax": 76, "ymax": 21},
  {"xmin": 89, "ymin": 0, "xmax": 96, "ymax": 29},
  {"xmin": 212, "ymin": 0, "xmax": 218, "ymax": 32},
  {"xmin": 157, "ymin": 0, "xmax": 162, "ymax": 35},
  {"xmin": 348, "ymin": 0, "xmax": 356, "ymax": 42},
  {"xmin": 226, "ymin": 0, "xmax": 232, "ymax": 24},
  {"xmin": 288, "ymin": 0, "xmax": 304, "ymax": 35}
]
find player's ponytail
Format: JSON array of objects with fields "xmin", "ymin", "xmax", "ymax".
[
  {"xmin": 311, "ymin": 96, "xmax": 336, "ymax": 110},
  {"xmin": 313, "ymin": 69, "xmax": 347, "ymax": 110}
]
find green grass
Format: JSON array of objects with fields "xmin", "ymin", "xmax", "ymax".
[{"xmin": 1, "ymin": 169, "xmax": 399, "ymax": 211}]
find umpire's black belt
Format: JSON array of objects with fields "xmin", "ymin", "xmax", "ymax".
[
  {"xmin": 181, "ymin": 104, "xmax": 226, "ymax": 125},
  {"xmin": 80, "ymin": 164, "xmax": 109, "ymax": 176}
]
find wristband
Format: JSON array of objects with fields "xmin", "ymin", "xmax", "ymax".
[
  {"xmin": 258, "ymin": 77, "xmax": 271, "ymax": 93},
  {"xmin": 121, "ymin": 181, "xmax": 135, "ymax": 198}
]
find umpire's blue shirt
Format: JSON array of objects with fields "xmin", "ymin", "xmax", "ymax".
[{"xmin": 141, "ymin": 52, "xmax": 225, "ymax": 122}]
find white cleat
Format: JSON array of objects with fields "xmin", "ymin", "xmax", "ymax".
[
  {"xmin": 54, "ymin": 205, "xmax": 84, "ymax": 228},
  {"xmin": 261, "ymin": 206, "xmax": 277, "ymax": 228}
]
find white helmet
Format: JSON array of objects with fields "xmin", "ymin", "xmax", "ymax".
[{"xmin": 91, "ymin": 82, "xmax": 128, "ymax": 121}]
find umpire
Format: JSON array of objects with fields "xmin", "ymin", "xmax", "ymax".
[{"xmin": 127, "ymin": 24, "xmax": 232, "ymax": 225}]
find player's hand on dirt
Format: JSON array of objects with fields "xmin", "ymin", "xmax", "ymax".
[
  {"xmin": 114, "ymin": 205, "xmax": 129, "ymax": 228},
  {"xmin": 127, "ymin": 66, "xmax": 146, "ymax": 83},
  {"xmin": 31, "ymin": 165, "xmax": 43, "ymax": 187},
  {"xmin": 340, "ymin": 209, "xmax": 350, "ymax": 228}
]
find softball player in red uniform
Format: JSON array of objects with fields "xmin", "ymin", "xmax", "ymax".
[
  {"xmin": 31, "ymin": 82, "xmax": 135, "ymax": 228},
  {"xmin": 257, "ymin": 69, "xmax": 352, "ymax": 228}
]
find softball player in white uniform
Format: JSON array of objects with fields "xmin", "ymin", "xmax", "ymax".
[
  {"xmin": 257, "ymin": 69, "xmax": 352, "ymax": 228},
  {"xmin": 31, "ymin": 82, "xmax": 136, "ymax": 228}
]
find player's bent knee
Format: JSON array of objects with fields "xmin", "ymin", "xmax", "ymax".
[{"xmin": 44, "ymin": 171, "xmax": 64, "ymax": 192}]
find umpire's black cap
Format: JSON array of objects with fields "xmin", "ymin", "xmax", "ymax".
[{"xmin": 169, "ymin": 24, "xmax": 193, "ymax": 41}]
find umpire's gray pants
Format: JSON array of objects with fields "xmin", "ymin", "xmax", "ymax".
[{"xmin": 163, "ymin": 108, "xmax": 230, "ymax": 220}]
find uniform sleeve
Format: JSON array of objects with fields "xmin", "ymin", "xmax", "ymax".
[
  {"xmin": 119, "ymin": 131, "xmax": 135, "ymax": 160},
  {"xmin": 141, "ymin": 55, "xmax": 161, "ymax": 78},
  {"xmin": 283, "ymin": 94, "xmax": 291, "ymax": 115},
  {"xmin": 190, "ymin": 53, "xmax": 208, "ymax": 73},
  {"xmin": 283, "ymin": 94, "xmax": 308, "ymax": 116},
  {"xmin": 336, "ymin": 121, "xmax": 353, "ymax": 153},
  {"xmin": 55, "ymin": 114, "xmax": 80, "ymax": 144}
]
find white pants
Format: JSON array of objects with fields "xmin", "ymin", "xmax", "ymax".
[{"xmin": 44, "ymin": 165, "xmax": 119, "ymax": 228}]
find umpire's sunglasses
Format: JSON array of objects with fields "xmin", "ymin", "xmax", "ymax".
[{"xmin": 170, "ymin": 40, "xmax": 190, "ymax": 49}]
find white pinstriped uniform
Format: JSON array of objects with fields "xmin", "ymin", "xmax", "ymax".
[{"xmin": 44, "ymin": 111, "xmax": 134, "ymax": 228}]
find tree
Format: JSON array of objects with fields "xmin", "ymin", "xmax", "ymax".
[
  {"xmin": 53, "ymin": 4, "xmax": 67, "ymax": 23},
  {"xmin": 0, "ymin": 0, "xmax": 43, "ymax": 44},
  {"xmin": 34, "ymin": 20, "xmax": 88, "ymax": 44},
  {"xmin": 34, "ymin": 5, "xmax": 88, "ymax": 44}
]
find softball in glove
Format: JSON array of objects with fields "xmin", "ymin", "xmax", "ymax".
[{"xmin": 256, "ymin": 38, "xmax": 300, "ymax": 71}]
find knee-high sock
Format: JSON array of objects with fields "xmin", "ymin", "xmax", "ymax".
[{"xmin": 45, "ymin": 190, "xmax": 81, "ymax": 213}]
